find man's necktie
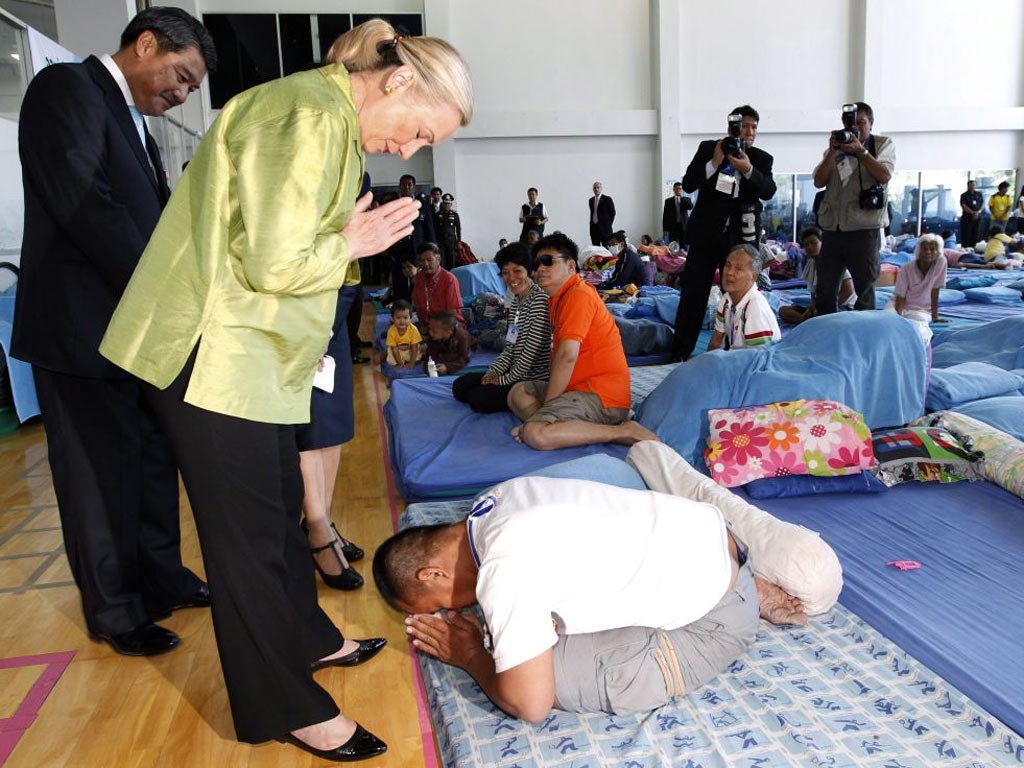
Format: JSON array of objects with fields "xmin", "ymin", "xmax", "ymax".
[{"xmin": 127, "ymin": 104, "xmax": 146, "ymax": 147}]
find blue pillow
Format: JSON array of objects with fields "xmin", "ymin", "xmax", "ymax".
[
  {"xmin": 952, "ymin": 395, "xmax": 1024, "ymax": 442},
  {"xmin": 743, "ymin": 471, "xmax": 887, "ymax": 499},
  {"xmin": 962, "ymin": 286, "xmax": 1023, "ymax": 305},
  {"xmin": 523, "ymin": 454, "xmax": 647, "ymax": 490},
  {"xmin": 946, "ymin": 274, "xmax": 998, "ymax": 290},
  {"xmin": 927, "ymin": 362, "xmax": 1024, "ymax": 411}
]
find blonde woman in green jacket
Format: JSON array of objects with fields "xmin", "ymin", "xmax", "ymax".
[{"xmin": 101, "ymin": 19, "xmax": 472, "ymax": 762}]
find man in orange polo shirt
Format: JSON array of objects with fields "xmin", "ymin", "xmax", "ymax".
[{"xmin": 509, "ymin": 233, "xmax": 659, "ymax": 450}]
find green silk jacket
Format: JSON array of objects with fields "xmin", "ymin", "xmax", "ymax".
[{"xmin": 101, "ymin": 65, "xmax": 365, "ymax": 424}]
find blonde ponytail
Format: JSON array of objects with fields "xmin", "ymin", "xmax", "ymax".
[{"xmin": 325, "ymin": 19, "xmax": 473, "ymax": 126}]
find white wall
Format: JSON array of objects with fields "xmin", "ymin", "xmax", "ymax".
[{"xmin": 46, "ymin": 0, "xmax": 1024, "ymax": 258}]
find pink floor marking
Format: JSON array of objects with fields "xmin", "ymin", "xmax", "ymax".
[
  {"xmin": 372, "ymin": 370, "xmax": 441, "ymax": 768},
  {"xmin": 0, "ymin": 651, "xmax": 76, "ymax": 766}
]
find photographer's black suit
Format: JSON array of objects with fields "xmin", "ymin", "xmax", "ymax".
[
  {"xmin": 670, "ymin": 140, "xmax": 776, "ymax": 361},
  {"xmin": 13, "ymin": 56, "xmax": 203, "ymax": 638}
]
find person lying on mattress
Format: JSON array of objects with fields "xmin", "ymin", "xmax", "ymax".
[
  {"xmin": 372, "ymin": 462, "xmax": 813, "ymax": 722},
  {"xmin": 507, "ymin": 232, "xmax": 658, "ymax": 450}
]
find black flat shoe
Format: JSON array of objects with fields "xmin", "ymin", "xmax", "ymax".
[
  {"xmin": 301, "ymin": 519, "xmax": 364, "ymax": 590},
  {"xmin": 351, "ymin": 354, "xmax": 370, "ymax": 364},
  {"xmin": 312, "ymin": 638, "xmax": 387, "ymax": 672},
  {"xmin": 89, "ymin": 623, "xmax": 180, "ymax": 657},
  {"xmin": 276, "ymin": 723, "xmax": 387, "ymax": 762}
]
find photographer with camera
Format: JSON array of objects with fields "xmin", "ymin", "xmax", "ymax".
[
  {"xmin": 812, "ymin": 102, "xmax": 894, "ymax": 314},
  {"xmin": 670, "ymin": 105, "xmax": 776, "ymax": 362}
]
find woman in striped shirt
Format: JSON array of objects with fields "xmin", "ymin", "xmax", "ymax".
[{"xmin": 453, "ymin": 242, "xmax": 551, "ymax": 412}]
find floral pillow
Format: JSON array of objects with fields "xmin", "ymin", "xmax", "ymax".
[{"xmin": 705, "ymin": 400, "xmax": 875, "ymax": 488}]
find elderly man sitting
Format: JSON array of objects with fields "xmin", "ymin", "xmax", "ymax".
[
  {"xmin": 708, "ymin": 243, "xmax": 781, "ymax": 351},
  {"xmin": 373, "ymin": 442, "xmax": 841, "ymax": 722}
]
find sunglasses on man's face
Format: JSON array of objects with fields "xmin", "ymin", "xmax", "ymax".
[{"xmin": 533, "ymin": 254, "xmax": 566, "ymax": 269}]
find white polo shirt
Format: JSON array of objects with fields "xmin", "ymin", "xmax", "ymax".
[{"xmin": 466, "ymin": 476, "xmax": 732, "ymax": 673}]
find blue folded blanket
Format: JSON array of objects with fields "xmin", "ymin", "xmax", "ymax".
[
  {"xmin": 962, "ymin": 286, "xmax": 1023, "ymax": 305},
  {"xmin": 452, "ymin": 262, "xmax": 505, "ymax": 299},
  {"xmin": 636, "ymin": 312, "xmax": 927, "ymax": 467},
  {"xmin": 926, "ymin": 362, "xmax": 1024, "ymax": 412},
  {"xmin": 951, "ymin": 396, "xmax": 1024, "ymax": 441},
  {"xmin": 931, "ymin": 316, "xmax": 1024, "ymax": 370}
]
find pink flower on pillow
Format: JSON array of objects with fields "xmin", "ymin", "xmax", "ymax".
[
  {"xmin": 766, "ymin": 420, "xmax": 800, "ymax": 452},
  {"xmin": 827, "ymin": 443, "xmax": 863, "ymax": 470},
  {"xmin": 718, "ymin": 420, "xmax": 769, "ymax": 466},
  {"xmin": 798, "ymin": 418, "xmax": 845, "ymax": 454},
  {"xmin": 709, "ymin": 458, "xmax": 741, "ymax": 486},
  {"xmin": 761, "ymin": 450, "xmax": 807, "ymax": 477}
]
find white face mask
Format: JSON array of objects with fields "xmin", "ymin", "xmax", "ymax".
[{"xmin": 609, "ymin": 243, "xmax": 623, "ymax": 255}]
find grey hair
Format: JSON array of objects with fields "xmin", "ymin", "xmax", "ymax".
[
  {"xmin": 915, "ymin": 233, "xmax": 945, "ymax": 256},
  {"xmin": 729, "ymin": 243, "xmax": 763, "ymax": 274},
  {"xmin": 325, "ymin": 18, "xmax": 473, "ymax": 126}
]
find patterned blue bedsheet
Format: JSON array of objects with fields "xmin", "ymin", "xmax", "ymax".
[{"xmin": 403, "ymin": 502, "xmax": 1024, "ymax": 767}]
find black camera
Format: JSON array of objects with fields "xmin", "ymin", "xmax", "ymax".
[
  {"xmin": 831, "ymin": 103, "xmax": 858, "ymax": 145},
  {"xmin": 859, "ymin": 184, "xmax": 886, "ymax": 211},
  {"xmin": 721, "ymin": 113, "xmax": 744, "ymax": 158}
]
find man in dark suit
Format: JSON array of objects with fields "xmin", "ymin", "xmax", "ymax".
[
  {"xmin": 670, "ymin": 105, "xmax": 777, "ymax": 361},
  {"xmin": 587, "ymin": 181, "xmax": 616, "ymax": 245},
  {"xmin": 389, "ymin": 173, "xmax": 437, "ymax": 290},
  {"xmin": 12, "ymin": 7, "xmax": 216, "ymax": 656},
  {"xmin": 662, "ymin": 182, "xmax": 693, "ymax": 246}
]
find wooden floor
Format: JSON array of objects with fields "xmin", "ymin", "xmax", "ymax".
[{"xmin": 0, "ymin": 308, "xmax": 434, "ymax": 767}]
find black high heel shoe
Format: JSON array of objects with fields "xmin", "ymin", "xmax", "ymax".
[
  {"xmin": 301, "ymin": 519, "xmax": 364, "ymax": 590},
  {"xmin": 276, "ymin": 723, "xmax": 387, "ymax": 762}
]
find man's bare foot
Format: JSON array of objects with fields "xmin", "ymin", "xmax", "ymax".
[
  {"xmin": 612, "ymin": 420, "xmax": 660, "ymax": 446},
  {"xmin": 292, "ymin": 713, "xmax": 357, "ymax": 750},
  {"xmin": 754, "ymin": 574, "xmax": 808, "ymax": 626}
]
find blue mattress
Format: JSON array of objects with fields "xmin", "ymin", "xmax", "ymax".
[
  {"xmin": 384, "ymin": 377, "xmax": 629, "ymax": 500},
  {"xmin": 402, "ymin": 498, "xmax": 1023, "ymax": 766},
  {"xmin": 751, "ymin": 477, "xmax": 1024, "ymax": 738}
]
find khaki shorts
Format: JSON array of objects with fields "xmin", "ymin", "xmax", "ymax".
[
  {"xmin": 552, "ymin": 561, "xmax": 759, "ymax": 715},
  {"xmin": 522, "ymin": 380, "xmax": 631, "ymax": 426}
]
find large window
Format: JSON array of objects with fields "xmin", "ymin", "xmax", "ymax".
[{"xmin": 204, "ymin": 13, "xmax": 423, "ymax": 109}]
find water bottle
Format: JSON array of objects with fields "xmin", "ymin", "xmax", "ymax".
[{"xmin": 427, "ymin": 357, "xmax": 438, "ymax": 378}]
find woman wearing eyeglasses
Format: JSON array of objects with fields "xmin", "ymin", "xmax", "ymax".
[{"xmin": 452, "ymin": 241, "xmax": 550, "ymax": 413}]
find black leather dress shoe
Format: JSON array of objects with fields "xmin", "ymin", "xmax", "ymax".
[
  {"xmin": 89, "ymin": 623, "xmax": 181, "ymax": 657},
  {"xmin": 276, "ymin": 723, "xmax": 387, "ymax": 762},
  {"xmin": 152, "ymin": 584, "xmax": 212, "ymax": 620},
  {"xmin": 351, "ymin": 354, "xmax": 370, "ymax": 365},
  {"xmin": 312, "ymin": 638, "xmax": 387, "ymax": 672}
]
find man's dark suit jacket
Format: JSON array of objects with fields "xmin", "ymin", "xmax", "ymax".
[
  {"xmin": 13, "ymin": 55, "xmax": 170, "ymax": 378},
  {"xmin": 587, "ymin": 194, "xmax": 616, "ymax": 241},
  {"xmin": 662, "ymin": 195, "xmax": 693, "ymax": 243},
  {"xmin": 682, "ymin": 141, "xmax": 776, "ymax": 246}
]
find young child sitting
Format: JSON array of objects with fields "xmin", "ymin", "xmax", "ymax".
[
  {"xmin": 779, "ymin": 226, "xmax": 856, "ymax": 325},
  {"xmin": 385, "ymin": 299, "xmax": 422, "ymax": 368},
  {"xmin": 423, "ymin": 309, "xmax": 472, "ymax": 376},
  {"xmin": 891, "ymin": 233, "xmax": 948, "ymax": 324},
  {"xmin": 708, "ymin": 244, "xmax": 781, "ymax": 351}
]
